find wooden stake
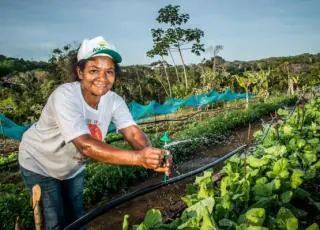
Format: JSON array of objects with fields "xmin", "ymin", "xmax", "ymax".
[
  {"xmin": 15, "ymin": 216, "xmax": 24, "ymax": 230},
  {"xmin": 32, "ymin": 184, "xmax": 43, "ymax": 230}
]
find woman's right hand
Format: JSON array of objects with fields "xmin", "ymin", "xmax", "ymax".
[{"xmin": 137, "ymin": 147, "xmax": 171, "ymax": 175}]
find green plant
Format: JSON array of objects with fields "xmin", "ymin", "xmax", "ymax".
[{"xmin": 124, "ymin": 96, "xmax": 320, "ymax": 229}]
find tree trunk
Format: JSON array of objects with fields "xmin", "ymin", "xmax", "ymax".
[
  {"xmin": 168, "ymin": 49, "xmax": 181, "ymax": 83},
  {"xmin": 211, "ymin": 55, "xmax": 216, "ymax": 89},
  {"xmin": 177, "ymin": 45, "xmax": 188, "ymax": 91},
  {"xmin": 155, "ymin": 75, "xmax": 169, "ymax": 97},
  {"xmin": 287, "ymin": 78, "xmax": 294, "ymax": 95},
  {"xmin": 161, "ymin": 56, "xmax": 172, "ymax": 97}
]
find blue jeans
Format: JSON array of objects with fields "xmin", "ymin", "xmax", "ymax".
[{"xmin": 20, "ymin": 167, "xmax": 87, "ymax": 230}]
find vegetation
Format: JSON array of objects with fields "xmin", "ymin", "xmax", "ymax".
[
  {"xmin": 0, "ymin": 4, "xmax": 319, "ymax": 230},
  {"xmin": 123, "ymin": 97, "xmax": 320, "ymax": 229},
  {"xmin": 0, "ymin": 96, "xmax": 296, "ymax": 229}
]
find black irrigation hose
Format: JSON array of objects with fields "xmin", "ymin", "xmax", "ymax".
[{"xmin": 64, "ymin": 144, "xmax": 247, "ymax": 230}]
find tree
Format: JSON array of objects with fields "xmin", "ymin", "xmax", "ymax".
[
  {"xmin": 147, "ymin": 29, "xmax": 172, "ymax": 97},
  {"xmin": 151, "ymin": 4, "xmax": 205, "ymax": 92}
]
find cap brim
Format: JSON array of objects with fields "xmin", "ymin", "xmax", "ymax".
[{"xmin": 92, "ymin": 49, "xmax": 122, "ymax": 63}]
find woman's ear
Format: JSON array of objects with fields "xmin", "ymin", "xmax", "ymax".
[{"xmin": 77, "ymin": 67, "xmax": 83, "ymax": 80}]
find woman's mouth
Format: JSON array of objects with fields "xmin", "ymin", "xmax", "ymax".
[{"xmin": 93, "ymin": 81, "xmax": 108, "ymax": 89}]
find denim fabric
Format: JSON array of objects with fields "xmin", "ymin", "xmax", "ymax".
[{"xmin": 20, "ymin": 167, "xmax": 87, "ymax": 230}]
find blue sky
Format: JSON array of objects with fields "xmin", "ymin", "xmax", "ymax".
[{"xmin": 0, "ymin": 0, "xmax": 319, "ymax": 65}]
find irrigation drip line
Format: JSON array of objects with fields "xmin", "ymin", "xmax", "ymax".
[{"xmin": 64, "ymin": 144, "xmax": 247, "ymax": 230}]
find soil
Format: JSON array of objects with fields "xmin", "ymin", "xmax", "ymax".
[{"xmin": 87, "ymin": 122, "xmax": 264, "ymax": 230}]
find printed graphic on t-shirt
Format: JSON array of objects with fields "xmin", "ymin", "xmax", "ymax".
[
  {"xmin": 87, "ymin": 120, "xmax": 103, "ymax": 141},
  {"xmin": 73, "ymin": 119, "xmax": 103, "ymax": 165}
]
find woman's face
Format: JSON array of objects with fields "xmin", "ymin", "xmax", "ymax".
[{"xmin": 77, "ymin": 56, "xmax": 116, "ymax": 97}]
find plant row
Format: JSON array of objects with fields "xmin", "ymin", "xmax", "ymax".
[{"xmin": 124, "ymin": 96, "xmax": 320, "ymax": 229}]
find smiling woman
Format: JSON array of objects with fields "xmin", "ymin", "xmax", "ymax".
[
  {"xmin": 18, "ymin": 36, "xmax": 172, "ymax": 230},
  {"xmin": 77, "ymin": 56, "xmax": 116, "ymax": 109}
]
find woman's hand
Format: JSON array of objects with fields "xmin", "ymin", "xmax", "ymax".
[{"xmin": 137, "ymin": 147, "xmax": 172, "ymax": 175}]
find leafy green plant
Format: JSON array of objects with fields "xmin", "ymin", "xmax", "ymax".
[{"xmin": 124, "ymin": 96, "xmax": 320, "ymax": 229}]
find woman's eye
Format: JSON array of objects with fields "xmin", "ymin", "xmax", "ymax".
[
  {"xmin": 89, "ymin": 70, "xmax": 98, "ymax": 74},
  {"xmin": 107, "ymin": 70, "xmax": 115, "ymax": 76}
]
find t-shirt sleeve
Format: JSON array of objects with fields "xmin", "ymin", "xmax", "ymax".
[
  {"xmin": 51, "ymin": 87, "xmax": 90, "ymax": 143},
  {"xmin": 111, "ymin": 95, "xmax": 136, "ymax": 132}
]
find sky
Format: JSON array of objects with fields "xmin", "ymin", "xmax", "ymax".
[{"xmin": 0, "ymin": 0, "xmax": 319, "ymax": 65}]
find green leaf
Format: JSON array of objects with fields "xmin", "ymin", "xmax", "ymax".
[
  {"xmin": 303, "ymin": 150, "xmax": 317, "ymax": 165},
  {"xmin": 200, "ymin": 206, "xmax": 217, "ymax": 230},
  {"xmin": 220, "ymin": 176, "xmax": 232, "ymax": 196},
  {"xmin": 283, "ymin": 124, "xmax": 294, "ymax": 136},
  {"xmin": 310, "ymin": 160, "xmax": 320, "ymax": 170},
  {"xmin": 253, "ymin": 182, "xmax": 273, "ymax": 199},
  {"xmin": 245, "ymin": 208, "xmax": 265, "ymax": 226},
  {"xmin": 255, "ymin": 177, "xmax": 268, "ymax": 185},
  {"xmin": 195, "ymin": 171, "xmax": 214, "ymax": 199},
  {"xmin": 274, "ymin": 179, "xmax": 281, "ymax": 190},
  {"xmin": 178, "ymin": 216, "xmax": 200, "ymax": 229},
  {"xmin": 218, "ymin": 218, "xmax": 236, "ymax": 227},
  {"xmin": 185, "ymin": 184, "xmax": 198, "ymax": 195},
  {"xmin": 278, "ymin": 108, "xmax": 289, "ymax": 116},
  {"xmin": 271, "ymin": 159, "xmax": 289, "ymax": 178},
  {"xmin": 182, "ymin": 197, "xmax": 215, "ymax": 220},
  {"xmin": 296, "ymin": 139, "xmax": 306, "ymax": 148},
  {"xmin": 247, "ymin": 227, "xmax": 268, "ymax": 230},
  {"xmin": 280, "ymin": 191, "xmax": 293, "ymax": 203},
  {"xmin": 182, "ymin": 194, "xmax": 201, "ymax": 207},
  {"xmin": 291, "ymin": 170, "xmax": 304, "ymax": 189},
  {"xmin": 264, "ymin": 145, "xmax": 287, "ymax": 157},
  {"xmin": 136, "ymin": 223, "xmax": 147, "ymax": 230},
  {"xmin": 142, "ymin": 209, "xmax": 162, "ymax": 228},
  {"xmin": 275, "ymin": 207, "xmax": 298, "ymax": 230},
  {"xmin": 195, "ymin": 171, "xmax": 213, "ymax": 186},
  {"xmin": 247, "ymin": 156, "xmax": 269, "ymax": 168},
  {"xmin": 306, "ymin": 223, "xmax": 319, "ymax": 230},
  {"xmin": 305, "ymin": 169, "xmax": 316, "ymax": 179},
  {"xmin": 122, "ymin": 214, "xmax": 130, "ymax": 230},
  {"xmin": 307, "ymin": 138, "xmax": 319, "ymax": 146}
]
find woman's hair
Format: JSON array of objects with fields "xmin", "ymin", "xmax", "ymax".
[{"xmin": 70, "ymin": 53, "xmax": 121, "ymax": 82}]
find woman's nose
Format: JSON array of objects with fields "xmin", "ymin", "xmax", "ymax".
[{"xmin": 98, "ymin": 71, "xmax": 110, "ymax": 82}]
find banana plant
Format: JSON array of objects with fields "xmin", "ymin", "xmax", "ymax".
[{"xmin": 235, "ymin": 72, "xmax": 258, "ymax": 109}]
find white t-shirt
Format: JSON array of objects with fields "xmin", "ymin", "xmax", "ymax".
[{"xmin": 19, "ymin": 82, "xmax": 136, "ymax": 180}]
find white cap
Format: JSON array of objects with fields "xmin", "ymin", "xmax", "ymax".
[{"xmin": 77, "ymin": 36, "xmax": 122, "ymax": 63}]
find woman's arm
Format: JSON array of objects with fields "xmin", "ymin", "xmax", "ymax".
[
  {"xmin": 72, "ymin": 134, "xmax": 163, "ymax": 170},
  {"xmin": 118, "ymin": 125, "xmax": 151, "ymax": 150}
]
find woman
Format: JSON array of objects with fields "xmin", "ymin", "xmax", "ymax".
[{"xmin": 18, "ymin": 36, "xmax": 171, "ymax": 229}]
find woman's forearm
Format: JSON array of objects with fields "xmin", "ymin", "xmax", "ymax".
[{"xmin": 72, "ymin": 134, "xmax": 141, "ymax": 166}]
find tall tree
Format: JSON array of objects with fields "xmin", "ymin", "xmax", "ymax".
[
  {"xmin": 152, "ymin": 4, "xmax": 205, "ymax": 92},
  {"xmin": 147, "ymin": 29, "xmax": 172, "ymax": 97}
]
